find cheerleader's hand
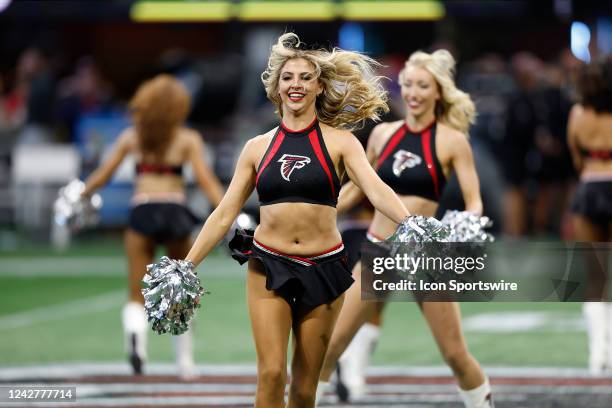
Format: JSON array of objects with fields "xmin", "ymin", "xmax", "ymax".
[{"xmin": 142, "ymin": 256, "xmax": 207, "ymax": 335}]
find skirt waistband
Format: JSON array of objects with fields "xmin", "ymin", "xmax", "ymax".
[
  {"xmin": 131, "ymin": 192, "xmax": 187, "ymax": 206},
  {"xmin": 580, "ymin": 172, "xmax": 612, "ymax": 183},
  {"xmin": 252, "ymin": 239, "xmax": 344, "ymax": 267},
  {"xmin": 366, "ymin": 230, "xmax": 387, "ymax": 243}
]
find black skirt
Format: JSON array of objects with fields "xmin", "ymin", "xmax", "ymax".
[
  {"xmin": 128, "ymin": 203, "xmax": 199, "ymax": 243},
  {"xmin": 571, "ymin": 180, "xmax": 612, "ymax": 223},
  {"xmin": 228, "ymin": 229, "xmax": 354, "ymax": 308}
]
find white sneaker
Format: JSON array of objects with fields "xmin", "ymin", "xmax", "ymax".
[
  {"xmin": 336, "ymin": 323, "xmax": 380, "ymax": 401},
  {"xmin": 458, "ymin": 378, "xmax": 494, "ymax": 408},
  {"xmin": 173, "ymin": 328, "xmax": 196, "ymax": 379},
  {"xmin": 315, "ymin": 381, "xmax": 331, "ymax": 407},
  {"xmin": 584, "ymin": 302, "xmax": 608, "ymax": 375},
  {"xmin": 606, "ymin": 303, "xmax": 612, "ymax": 372},
  {"xmin": 122, "ymin": 302, "xmax": 148, "ymax": 375}
]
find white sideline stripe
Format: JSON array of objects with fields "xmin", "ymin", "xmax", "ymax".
[
  {"xmin": 5, "ymin": 382, "xmax": 611, "ymax": 397},
  {"xmin": 0, "ymin": 291, "xmax": 124, "ymax": 331},
  {"xmin": 77, "ymin": 383, "xmax": 256, "ymax": 396},
  {"xmin": 0, "ymin": 394, "xmax": 529, "ymax": 407},
  {"xmin": 0, "ymin": 363, "xmax": 607, "ymax": 381},
  {"xmin": 0, "ymin": 396, "xmax": 255, "ymax": 407},
  {"xmin": 0, "ymin": 257, "xmax": 243, "ymax": 277},
  {"xmin": 0, "ymin": 363, "xmax": 257, "ymax": 381},
  {"xmin": 367, "ymin": 365, "xmax": 603, "ymax": 378},
  {"xmin": 0, "ymin": 258, "xmax": 125, "ymax": 277},
  {"xmin": 4, "ymin": 383, "xmax": 258, "ymax": 396},
  {"xmin": 463, "ymin": 311, "xmax": 584, "ymax": 333}
]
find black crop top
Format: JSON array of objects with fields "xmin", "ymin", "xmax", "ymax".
[
  {"xmin": 136, "ymin": 162, "xmax": 183, "ymax": 176},
  {"xmin": 256, "ymin": 118, "xmax": 341, "ymax": 207},
  {"xmin": 376, "ymin": 121, "xmax": 446, "ymax": 201}
]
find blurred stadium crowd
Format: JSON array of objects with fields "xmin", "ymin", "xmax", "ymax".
[{"xmin": 0, "ymin": 0, "xmax": 608, "ymax": 245}]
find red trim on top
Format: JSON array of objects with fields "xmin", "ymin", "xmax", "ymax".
[
  {"xmin": 590, "ymin": 150, "xmax": 612, "ymax": 159},
  {"xmin": 405, "ymin": 118, "xmax": 436, "ymax": 134},
  {"xmin": 421, "ymin": 128, "xmax": 440, "ymax": 198},
  {"xmin": 256, "ymin": 131, "xmax": 286, "ymax": 186},
  {"xmin": 136, "ymin": 163, "xmax": 179, "ymax": 175},
  {"xmin": 308, "ymin": 130, "xmax": 336, "ymax": 198},
  {"xmin": 280, "ymin": 117, "xmax": 318, "ymax": 133},
  {"xmin": 309, "ymin": 242, "xmax": 344, "ymax": 257},
  {"xmin": 376, "ymin": 126, "xmax": 407, "ymax": 169},
  {"xmin": 253, "ymin": 239, "xmax": 315, "ymax": 265}
]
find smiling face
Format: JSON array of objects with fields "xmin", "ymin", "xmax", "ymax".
[
  {"xmin": 278, "ymin": 57, "xmax": 322, "ymax": 116},
  {"xmin": 400, "ymin": 65, "xmax": 440, "ymax": 119}
]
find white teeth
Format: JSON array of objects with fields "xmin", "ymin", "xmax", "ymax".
[{"xmin": 289, "ymin": 93, "xmax": 305, "ymax": 98}]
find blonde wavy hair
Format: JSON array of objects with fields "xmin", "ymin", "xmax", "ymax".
[
  {"xmin": 399, "ymin": 50, "xmax": 476, "ymax": 134},
  {"xmin": 261, "ymin": 33, "xmax": 389, "ymax": 130},
  {"xmin": 129, "ymin": 74, "xmax": 191, "ymax": 158}
]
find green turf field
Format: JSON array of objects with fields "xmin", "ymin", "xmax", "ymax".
[{"xmin": 0, "ymin": 235, "xmax": 587, "ymax": 368}]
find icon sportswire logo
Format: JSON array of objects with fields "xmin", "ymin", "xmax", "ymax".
[
  {"xmin": 278, "ymin": 154, "xmax": 311, "ymax": 181},
  {"xmin": 392, "ymin": 149, "xmax": 422, "ymax": 176}
]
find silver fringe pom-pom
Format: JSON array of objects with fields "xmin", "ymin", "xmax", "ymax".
[
  {"xmin": 385, "ymin": 216, "xmax": 450, "ymax": 278},
  {"xmin": 388, "ymin": 215, "xmax": 450, "ymax": 244},
  {"xmin": 440, "ymin": 210, "xmax": 494, "ymax": 242},
  {"xmin": 53, "ymin": 179, "xmax": 102, "ymax": 232},
  {"xmin": 142, "ymin": 256, "xmax": 206, "ymax": 335}
]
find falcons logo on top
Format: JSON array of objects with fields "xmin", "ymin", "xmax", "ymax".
[
  {"xmin": 392, "ymin": 149, "xmax": 422, "ymax": 176},
  {"xmin": 278, "ymin": 154, "xmax": 311, "ymax": 181}
]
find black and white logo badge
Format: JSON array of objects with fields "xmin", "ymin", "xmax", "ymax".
[
  {"xmin": 392, "ymin": 150, "xmax": 422, "ymax": 176},
  {"xmin": 278, "ymin": 154, "xmax": 311, "ymax": 181}
]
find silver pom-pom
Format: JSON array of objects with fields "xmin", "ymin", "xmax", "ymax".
[
  {"xmin": 53, "ymin": 179, "xmax": 102, "ymax": 232},
  {"xmin": 142, "ymin": 256, "xmax": 206, "ymax": 335},
  {"xmin": 384, "ymin": 216, "xmax": 450, "ymax": 278},
  {"xmin": 440, "ymin": 210, "xmax": 494, "ymax": 242},
  {"xmin": 388, "ymin": 215, "xmax": 450, "ymax": 244}
]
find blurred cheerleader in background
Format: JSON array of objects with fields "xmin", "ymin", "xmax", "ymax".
[
  {"xmin": 82, "ymin": 74, "xmax": 223, "ymax": 377},
  {"xmin": 318, "ymin": 49, "xmax": 493, "ymax": 408},
  {"xmin": 568, "ymin": 55, "xmax": 612, "ymax": 375}
]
